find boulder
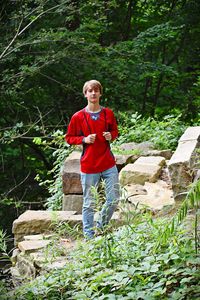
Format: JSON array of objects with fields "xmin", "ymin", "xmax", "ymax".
[
  {"xmin": 121, "ymin": 180, "xmax": 174, "ymax": 211},
  {"xmin": 121, "ymin": 184, "xmax": 147, "ymax": 201}
]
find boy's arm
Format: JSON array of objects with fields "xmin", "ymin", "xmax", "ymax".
[{"xmin": 65, "ymin": 115, "xmax": 84, "ymax": 145}]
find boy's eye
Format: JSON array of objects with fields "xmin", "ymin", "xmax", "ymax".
[{"xmin": 88, "ymin": 88, "xmax": 99, "ymax": 93}]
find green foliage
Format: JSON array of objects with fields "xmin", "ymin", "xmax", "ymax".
[
  {"xmin": 0, "ymin": 229, "xmax": 13, "ymax": 264},
  {"xmin": 35, "ymin": 130, "xmax": 72, "ymax": 210},
  {"xmin": 12, "ymin": 214, "xmax": 200, "ymax": 300},
  {"xmin": 1, "ymin": 0, "xmax": 200, "ymax": 230},
  {"xmin": 0, "ymin": 230, "xmax": 9, "ymax": 261},
  {"xmin": 158, "ymin": 180, "xmax": 200, "ymax": 254},
  {"xmin": 115, "ymin": 112, "xmax": 187, "ymax": 150}
]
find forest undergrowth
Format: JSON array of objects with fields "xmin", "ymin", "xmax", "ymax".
[{"xmin": 2, "ymin": 180, "xmax": 200, "ymax": 300}]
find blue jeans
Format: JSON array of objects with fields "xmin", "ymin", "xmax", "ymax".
[{"xmin": 80, "ymin": 165, "xmax": 120, "ymax": 239}]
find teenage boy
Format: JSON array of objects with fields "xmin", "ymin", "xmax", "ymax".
[{"xmin": 65, "ymin": 80, "xmax": 120, "ymax": 239}]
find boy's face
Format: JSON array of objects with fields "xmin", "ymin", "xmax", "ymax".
[{"xmin": 85, "ymin": 85, "xmax": 101, "ymax": 104}]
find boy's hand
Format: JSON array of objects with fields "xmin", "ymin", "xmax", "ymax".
[
  {"xmin": 85, "ymin": 134, "xmax": 96, "ymax": 144},
  {"xmin": 103, "ymin": 132, "xmax": 112, "ymax": 141}
]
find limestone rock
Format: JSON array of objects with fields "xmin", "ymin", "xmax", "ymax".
[
  {"xmin": 121, "ymin": 184, "xmax": 147, "ymax": 201},
  {"xmin": 168, "ymin": 127, "xmax": 200, "ymax": 199},
  {"xmin": 18, "ymin": 240, "xmax": 51, "ymax": 254},
  {"xmin": 119, "ymin": 156, "xmax": 166, "ymax": 185},
  {"xmin": 12, "ymin": 210, "xmax": 77, "ymax": 244},
  {"xmin": 179, "ymin": 126, "xmax": 200, "ymax": 142},
  {"xmin": 168, "ymin": 140, "xmax": 199, "ymax": 165},
  {"xmin": 62, "ymin": 194, "xmax": 83, "ymax": 214},
  {"xmin": 121, "ymin": 180, "xmax": 174, "ymax": 211},
  {"xmin": 14, "ymin": 253, "xmax": 36, "ymax": 279},
  {"xmin": 30, "ymin": 252, "xmax": 67, "ymax": 269},
  {"xmin": 119, "ymin": 141, "xmax": 154, "ymax": 154},
  {"xmin": 11, "ymin": 248, "xmax": 20, "ymax": 266},
  {"xmin": 115, "ymin": 153, "xmax": 139, "ymax": 171},
  {"xmin": 146, "ymin": 149, "xmax": 173, "ymax": 160},
  {"xmin": 62, "ymin": 151, "xmax": 82, "ymax": 194},
  {"xmin": 10, "ymin": 266, "xmax": 22, "ymax": 286},
  {"xmin": 23, "ymin": 234, "xmax": 54, "ymax": 241}
]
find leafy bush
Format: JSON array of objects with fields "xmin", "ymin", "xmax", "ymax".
[
  {"xmin": 35, "ymin": 130, "xmax": 72, "ymax": 210},
  {"xmin": 115, "ymin": 112, "xmax": 187, "ymax": 150},
  {"xmin": 12, "ymin": 211, "xmax": 200, "ymax": 300}
]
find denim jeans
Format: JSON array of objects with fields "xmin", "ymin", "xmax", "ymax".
[{"xmin": 80, "ymin": 165, "xmax": 120, "ymax": 239}]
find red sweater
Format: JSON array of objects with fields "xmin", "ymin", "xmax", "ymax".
[{"xmin": 65, "ymin": 107, "xmax": 118, "ymax": 173}]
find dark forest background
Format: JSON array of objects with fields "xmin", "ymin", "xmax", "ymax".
[{"xmin": 0, "ymin": 0, "xmax": 200, "ymax": 233}]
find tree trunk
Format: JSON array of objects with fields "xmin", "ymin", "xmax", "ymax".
[
  {"xmin": 142, "ymin": 77, "xmax": 152, "ymax": 113},
  {"xmin": 123, "ymin": 0, "xmax": 135, "ymax": 40}
]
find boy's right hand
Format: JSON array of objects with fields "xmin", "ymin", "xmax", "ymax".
[{"xmin": 84, "ymin": 134, "xmax": 96, "ymax": 144}]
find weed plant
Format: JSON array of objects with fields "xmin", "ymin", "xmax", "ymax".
[
  {"xmin": 10, "ymin": 190, "xmax": 200, "ymax": 299},
  {"xmin": 11, "ymin": 220, "xmax": 200, "ymax": 299}
]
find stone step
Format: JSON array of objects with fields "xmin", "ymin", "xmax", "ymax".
[
  {"xmin": 18, "ymin": 240, "xmax": 51, "ymax": 254},
  {"xmin": 119, "ymin": 156, "xmax": 166, "ymax": 185},
  {"xmin": 12, "ymin": 210, "xmax": 77, "ymax": 244}
]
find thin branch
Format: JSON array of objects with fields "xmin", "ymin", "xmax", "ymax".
[
  {"xmin": 35, "ymin": 106, "xmax": 46, "ymax": 135},
  {"xmin": 0, "ymin": 109, "xmax": 53, "ymax": 143},
  {"xmin": 4, "ymin": 171, "xmax": 31, "ymax": 196},
  {"xmin": 0, "ymin": 2, "xmax": 67, "ymax": 60},
  {"xmin": 0, "ymin": 18, "xmax": 23, "ymax": 60},
  {"xmin": 38, "ymin": 72, "xmax": 68, "ymax": 87}
]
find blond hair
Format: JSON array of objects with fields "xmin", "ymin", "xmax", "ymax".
[{"xmin": 83, "ymin": 80, "xmax": 103, "ymax": 95}]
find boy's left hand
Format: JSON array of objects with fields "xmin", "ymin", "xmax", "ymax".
[{"xmin": 103, "ymin": 132, "xmax": 112, "ymax": 141}]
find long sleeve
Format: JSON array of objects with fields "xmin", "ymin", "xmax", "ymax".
[
  {"xmin": 65, "ymin": 113, "xmax": 84, "ymax": 145},
  {"xmin": 65, "ymin": 108, "xmax": 118, "ymax": 173},
  {"xmin": 108, "ymin": 109, "xmax": 118, "ymax": 141}
]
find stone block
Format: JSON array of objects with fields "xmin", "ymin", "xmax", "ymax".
[
  {"xmin": 168, "ymin": 140, "xmax": 199, "ymax": 165},
  {"xmin": 168, "ymin": 138, "xmax": 200, "ymax": 198},
  {"xmin": 179, "ymin": 126, "xmax": 200, "ymax": 142},
  {"xmin": 119, "ymin": 141, "xmax": 154, "ymax": 153},
  {"xmin": 146, "ymin": 149, "xmax": 173, "ymax": 160},
  {"xmin": 62, "ymin": 151, "xmax": 82, "ymax": 194},
  {"xmin": 135, "ymin": 156, "xmax": 166, "ymax": 166},
  {"xmin": 12, "ymin": 210, "xmax": 77, "ymax": 244},
  {"xmin": 23, "ymin": 234, "xmax": 54, "ymax": 241},
  {"xmin": 120, "ymin": 180, "xmax": 174, "ymax": 211},
  {"xmin": 18, "ymin": 240, "xmax": 51, "ymax": 254},
  {"xmin": 119, "ymin": 156, "xmax": 165, "ymax": 186},
  {"xmin": 15, "ymin": 253, "xmax": 36, "ymax": 279},
  {"xmin": 121, "ymin": 184, "xmax": 147, "ymax": 201},
  {"xmin": 62, "ymin": 194, "xmax": 83, "ymax": 214},
  {"xmin": 115, "ymin": 154, "xmax": 139, "ymax": 171}
]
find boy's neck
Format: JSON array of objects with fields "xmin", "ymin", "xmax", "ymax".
[{"xmin": 86, "ymin": 103, "xmax": 101, "ymax": 113}]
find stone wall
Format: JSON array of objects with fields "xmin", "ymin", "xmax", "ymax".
[
  {"xmin": 11, "ymin": 127, "xmax": 200, "ymax": 285},
  {"xmin": 61, "ymin": 151, "xmax": 83, "ymax": 213}
]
